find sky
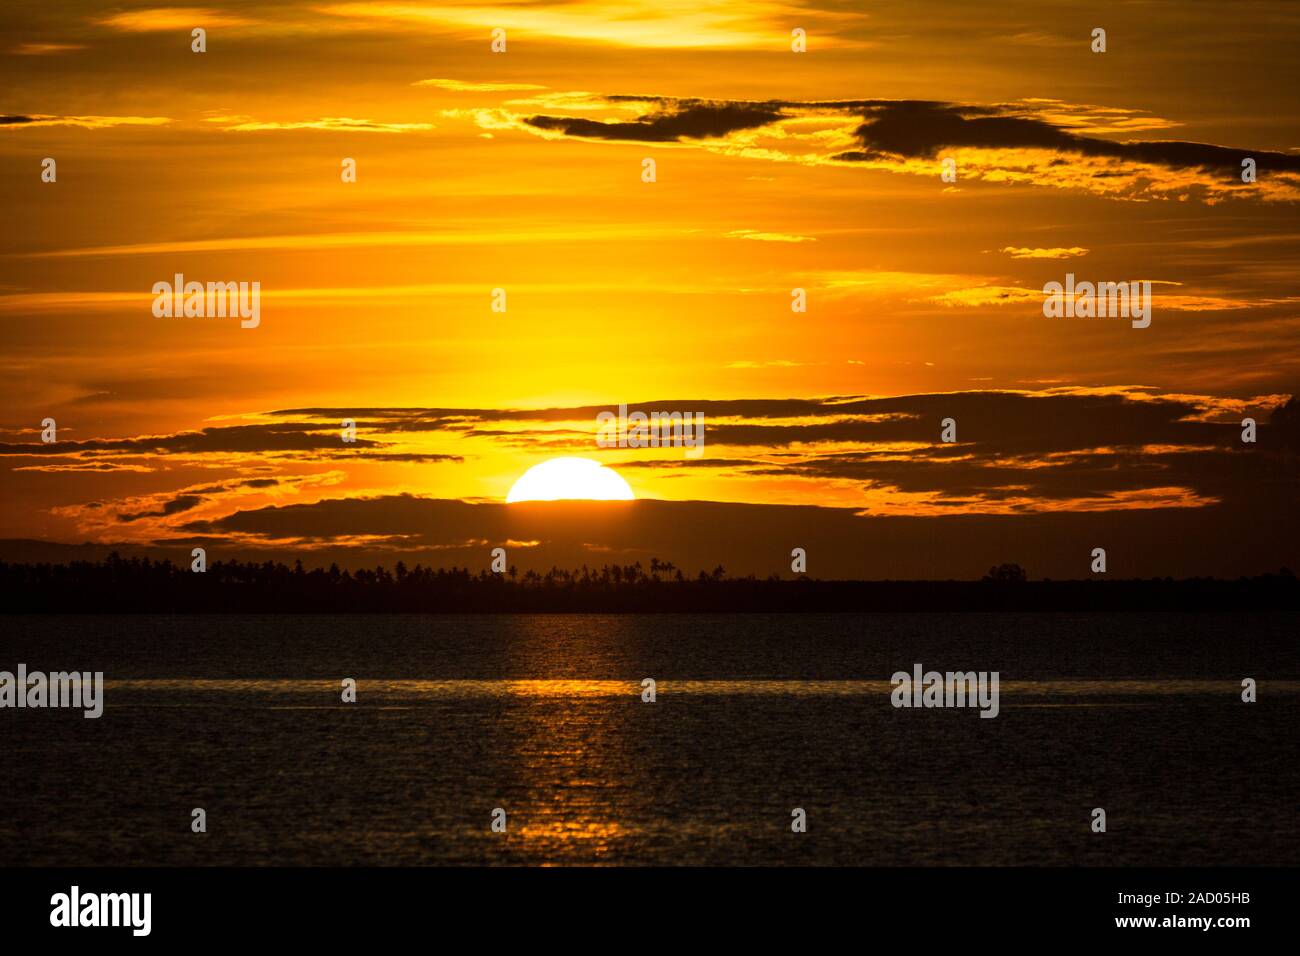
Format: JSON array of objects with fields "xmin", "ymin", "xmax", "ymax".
[{"xmin": 1, "ymin": 0, "xmax": 1297, "ymax": 578}]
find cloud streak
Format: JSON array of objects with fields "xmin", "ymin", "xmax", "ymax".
[
  {"xmin": 0, "ymin": 114, "xmax": 171, "ymax": 129},
  {"xmin": 514, "ymin": 94, "xmax": 1300, "ymax": 202}
]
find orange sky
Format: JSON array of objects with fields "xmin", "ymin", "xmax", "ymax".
[{"xmin": 1, "ymin": 1, "xmax": 1297, "ymax": 576}]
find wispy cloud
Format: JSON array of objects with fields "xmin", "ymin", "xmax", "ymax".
[
  {"xmin": 97, "ymin": 7, "xmax": 257, "ymax": 32},
  {"xmin": 414, "ymin": 78, "xmax": 546, "ymax": 92},
  {"xmin": 213, "ymin": 116, "xmax": 434, "ymax": 133},
  {"xmin": 931, "ymin": 283, "xmax": 1300, "ymax": 312},
  {"xmin": 14, "ymin": 225, "xmax": 691, "ymax": 260},
  {"xmin": 8, "ymin": 42, "xmax": 87, "ymax": 55},
  {"xmin": 526, "ymin": 100, "xmax": 785, "ymax": 141},
  {"xmin": 19, "ymin": 389, "xmax": 1294, "ymax": 527},
  {"xmin": 509, "ymin": 94, "xmax": 1300, "ymax": 203},
  {"xmin": 725, "ymin": 229, "xmax": 816, "ymax": 243},
  {"xmin": 0, "ymin": 114, "xmax": 171, "ymax": 130},
  {"xmin": 320, "ymin": 1, "xmax": 867, "ymax": 50},
  {"xmin": 1000, "ymin": 246, "xmax": 1089, "ymax": 259}
]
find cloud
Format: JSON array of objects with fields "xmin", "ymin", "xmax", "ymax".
[
  {"xmin": 514, "ymin": 94, "xmax": 1300, "ymax": 202},
  {"xmin": 57, "ymin": 474, "xmax": 349, "ymax": 533},
  {"xmin": 838, "ymin": 101, "xmax": 1298, "ymax": 173},
  {"xmin": 0, "ymin": 421, "xmax": 464, "ymax": 461},
  {"xmin": 1015, "ymin": 98, "xmax": 1181, "ymax": 136},
  {"xmin": 252, "ymin": 390, "xmax": 1298, "ymax": 519},
  {"xmin": 929, "ymin": 285, "xmax": 1043, "ymax": 307},
  {"xmin": 319, "ymin": 1, "xmax": 865, "ymax": 50},
  {"xmin": 117, "ymin": 494, "xmax": 205, "ymax": 522},
  {"xmin": 525, "ymin": 100, "xmax": 785, "ymax": 142},
  {"xmin": 836, "ymin": 101, "xmax": 1300, "ymax": 201},
  {"xmin": 1000, "ymin": 246, "xmax": 1089, "ymax": 259},
  {"xmin": 726, "ymin": 230, "xmax": 817, "ymax": 243},
  {"xmin": 929, "ymin": 283, "xmax": 1300, "ymax": 312},
  {"xmin": 16, "ymin": 225, "xmax": 684, "ymax": 259},
  {"xmin": 0, "ymin": 114, "xmax": 171, "ymax": 130},
  {"xmin": 163, "ymin": 489, "xmax": 1296, "ymax": 580},
  {"xmin": 14, "ymin": 390, "xmax": 1298, "ymax": 523},
  {"xmin": 8, "ymin": 43, "xmax": 87, "ymax": 55},
  {"xmin": 414, "ymin": 78, "xmax": 546, "ymax": 92},
  {"xmin": 214, "ymin": 116, "xmax": 434, "ymax": 133},
  {"xmin": 13, "ymin": 462, "xmax": 154, "ymax": 474},
  {"xmin": 97, "ymin": 8, "xmax": 256, "ymax": 32}
]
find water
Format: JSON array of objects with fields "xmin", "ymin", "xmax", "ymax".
[{"xmin": 3, "ymin": 613, "xmax": 1297, "ymax": 865}]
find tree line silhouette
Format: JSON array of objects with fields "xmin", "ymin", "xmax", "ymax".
[{"xmin": 1, "ymin": 554, "xmax": 1296, "ymax": 612}]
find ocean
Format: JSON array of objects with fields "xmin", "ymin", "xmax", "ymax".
[{"xmin": 3, "ymin": 613, "xmax": 1297, "ymax": 865}]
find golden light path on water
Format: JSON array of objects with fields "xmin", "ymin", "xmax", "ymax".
[
  {"xmin": 102, "ymin": 679, "xmax": 1300, "ymax": 696},
  {"xmin": 31, "ymin": 672, "xmax": 1299, "ymax": 864}
]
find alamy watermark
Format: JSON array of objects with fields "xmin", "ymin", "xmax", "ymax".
[
  {"xmin": 0, "ymin": 664, "xmax": 103, "ymax": 718},
  {"xmin": 50, "ymin": 886, "xmax": 150, "ymax": 936},
  {"xmin": 152, "ymin": 273, "xmax": 260, "ymax": 328},
  {"xmin": 891, "ymin": 663, "xmax": 1000, "ymax": 718},
  {"xmin": 1043, "ymin": 273, "xmax": 1151, "ymax": 329},
  {"xmin": 596, "ymin": 403, "xmax": 705, "ymax": 458}
]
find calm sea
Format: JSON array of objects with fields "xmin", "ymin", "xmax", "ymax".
[{"xmin": 3, "ymin": 613, "xmax": 1297, "ymax": 865}]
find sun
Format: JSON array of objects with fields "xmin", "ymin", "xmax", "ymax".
[{"xmin": 506, "ymin": 457, "xmax": 635, "ymax": 503}]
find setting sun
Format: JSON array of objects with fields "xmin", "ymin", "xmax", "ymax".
[{"xmin": 506, "ymin": 457, "xmax": 635, "ymax": 503}]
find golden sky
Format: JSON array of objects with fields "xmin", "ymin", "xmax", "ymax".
[{"xmin": 1, "ymin": 1, "xmax": 1297, "ymax": 576}]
